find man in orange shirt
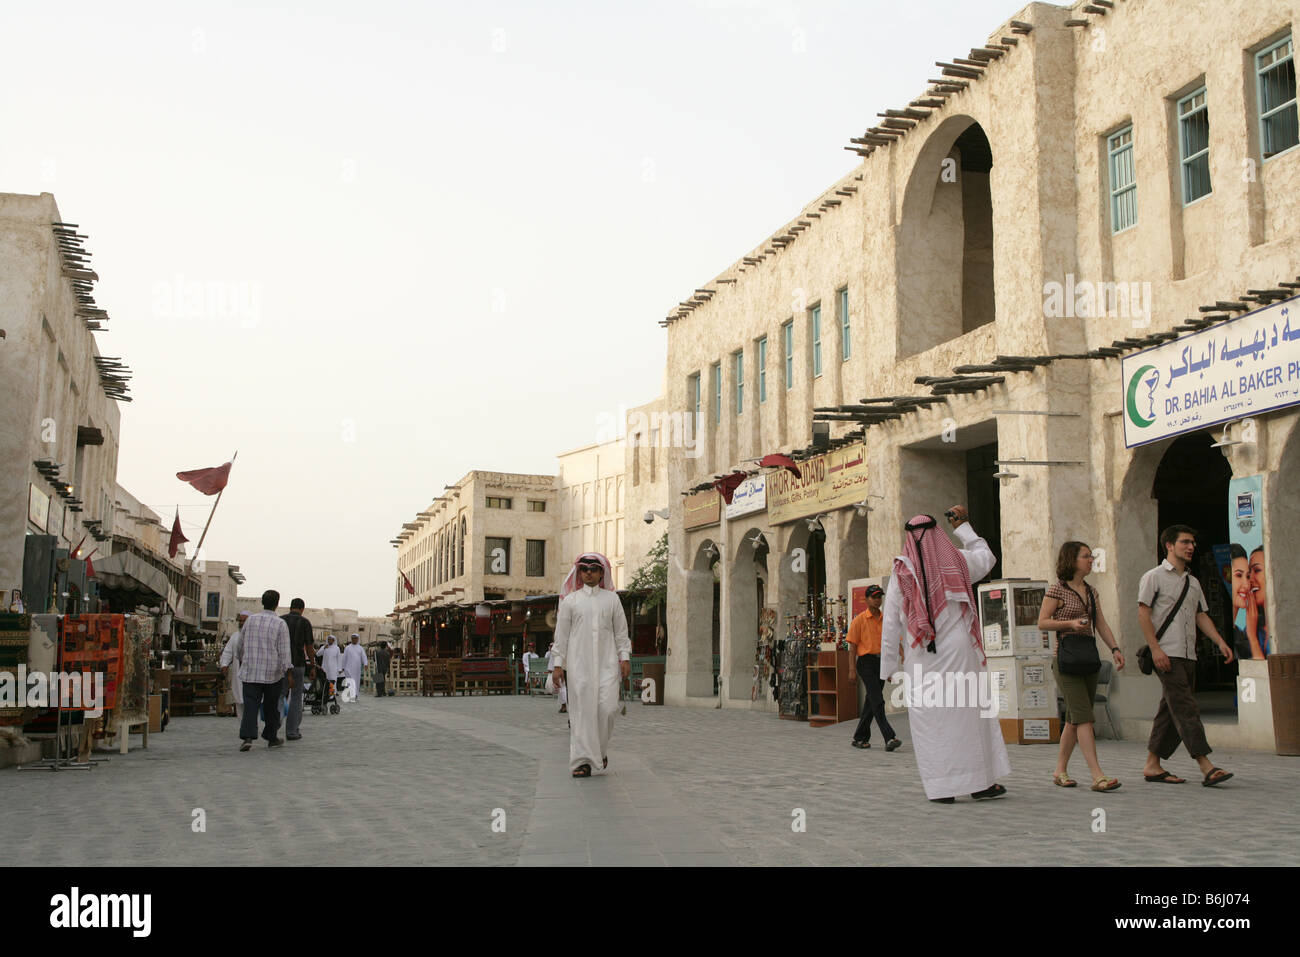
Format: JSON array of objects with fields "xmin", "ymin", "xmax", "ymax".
[{"xmin": 846, "ymin": 585, "xmax": 901, "ymax": 751}]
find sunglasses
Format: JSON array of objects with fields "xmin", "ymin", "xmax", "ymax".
[{"xmin": 577, "ymin": 563, "xmax": 603, "ymax": 572}]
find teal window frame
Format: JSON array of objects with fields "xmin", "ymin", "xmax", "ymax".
[
  {"xmin": 1107, "ymin": 125, "xmax": 1137, "ymax": 232},
  {"xmin": 734, "ymin": 350, "xmax": 744, "ymax": 415},
  {"xmin": 757, "ymin": 336, "xmax": 768, "ymax": 403},
  {"xmin": 1257, "ymin": 36, "xmax": 1298, "ymax": 159},
  {"xmin": 783, "ymin": 321, "xmax": 793, "ymax": 390},
  {"xmin": 1177, "ymin": 87, "xmax": 1211, "ymax": 204},
  {"xmin": 812, "ymin": 305, "xmax": 822, "ymax": 378}
]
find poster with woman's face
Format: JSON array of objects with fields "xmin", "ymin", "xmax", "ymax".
[{"xmin": 1228, "ymin": 476, "xmax": 1269, "ymax": 658}]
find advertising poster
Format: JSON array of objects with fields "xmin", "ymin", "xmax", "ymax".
[{"xmin": 1227, "ymin": 475, "xmax": 1269, "ymax": 658}]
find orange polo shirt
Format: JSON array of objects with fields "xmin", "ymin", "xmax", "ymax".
[{"xmin": 846, "ymin": 608, "xmax": 883, "ymax": 657}]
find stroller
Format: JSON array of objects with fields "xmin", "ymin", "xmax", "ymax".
[{"xmin": 306, "ymin": 667, "xmax": 340, "ymax": 715}]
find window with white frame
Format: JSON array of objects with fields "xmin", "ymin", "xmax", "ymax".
[
  {"xmin": 688, "ymin": 373, "xmax": 701, "ymax": 431},
  {"xmin": 811, "ymin": 304, "xmax": 822, "ymax": 377},
  {"xmin": 783, "ymin": 321, "xmax": 794, "ymax": 389},
  {"xmin": 839, "ymin": 288, "xmax": 850, "ymax": 360},
  {"xmin": 1258, "ymin": 35, "xmax": 1298, "ymax": 159},
  {"xmin": 712, "ymin": 361, "xmax": 721, "ymax": 424},
  {"xmin": 1178, "ymin": 87, "xmax": 1211, "ymax": 203},
  {"xmin": 757, "ymin": 336, "xmax": 768, "ymax": 403},
  {"xmin": 734, "ymin": 350, "xmax": 744, "ymax": 415},
  {"xmin": 1108, "ymin": 125, "xmax": 1137, "ymax": 232}
]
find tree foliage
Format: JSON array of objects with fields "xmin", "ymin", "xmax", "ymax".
[{"xmin": 628, "ymin": 532, "xmax": 668, "ymax": 612}]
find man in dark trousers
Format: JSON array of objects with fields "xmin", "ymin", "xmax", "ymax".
[
  {"xmin": 374, "ymin": 641, "xmax": 392, "ymax": 697},
  {"xmin": 846, "ymin": 585, "xmax": 902, "ymax": 751},
  {"xmin": 281, "ymin": 598, "xmax": 315, "ymax": 741}
]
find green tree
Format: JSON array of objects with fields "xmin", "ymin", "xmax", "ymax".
[{"xmin": 628, "ymin": 532, "xmax": 668, "ymax": 613}]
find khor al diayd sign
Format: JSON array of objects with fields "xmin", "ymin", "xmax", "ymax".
[
  {"xmin": 1122, "ymin": 296, "xmax": 1300, "ymax": 448},
  {"xmin": 767, "ymin": 442, "xmax": 868, "ymax": 525}
]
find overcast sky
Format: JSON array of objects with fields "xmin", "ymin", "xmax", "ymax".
[{"xmin": 2, "ymin": 0, "xmax": 1024, "ymax": 614}]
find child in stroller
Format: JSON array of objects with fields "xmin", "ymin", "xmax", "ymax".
[{"xmin": 306, "ymin": 665, "xmax": 340, "ymax": 715}]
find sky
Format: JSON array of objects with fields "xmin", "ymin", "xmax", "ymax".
[{"xmin": 1, "ymin": 0, "xmax": 1027, "ymax": 615}]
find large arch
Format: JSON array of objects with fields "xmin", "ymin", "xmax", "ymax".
[
  {"xmin": 896, "ymin": 115, "xmax": 996, "ymax": 358},
  {"xmin": 727, "ymin": 528, "xmax": 770, "ymax": 702},
  {"xmin": 683, "ymin": 538, "xmax": 720, "ymax": 698}
]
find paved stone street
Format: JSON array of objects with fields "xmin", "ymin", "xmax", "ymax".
[{"xmin": 2, "ymin": 693, "xmax": 1297, "ymax": 866}]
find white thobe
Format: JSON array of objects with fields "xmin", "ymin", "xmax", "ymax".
[
  {"xmin": 219, "ymin": 628, "xmax": 245, "ymax": 717},
  {"xmin": 544, "ymin": 647, "xmax": 567, "ymax": 704},
  {"xmin": 317, "ymin": 644, "xmax": 342, "ymax": 681},
  {"xmin": 880, "ymin": 523, "xmax": 1010, "ymax": 800},
  {"xmin": 342, "ymin": 644, "xmax": 369, "ymax": 699},
  {"xmin": 553, "ymin": 586, "xmax": 630, "ymax": 771}
]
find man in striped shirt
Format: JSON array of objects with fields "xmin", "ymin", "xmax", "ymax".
[{"xmin": 238, "ymin": 589, "xmax": 294, "ymax": 751}]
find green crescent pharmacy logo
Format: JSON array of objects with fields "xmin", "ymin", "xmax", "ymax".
[{"xmin": 1126, "ymin": 364, "xmax": 1159, "ymax": 429}]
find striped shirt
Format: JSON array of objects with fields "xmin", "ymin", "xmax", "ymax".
[{"xmin": 237, "ymin": 610, "xmax": 292, "ymax": 684}]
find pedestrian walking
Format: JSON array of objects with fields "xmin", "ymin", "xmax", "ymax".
[
  {"xmin": 846, "ymin": 585, "xmax": 901, "ymax": 751},
  {"xmin": 1037, "ymin": 541, "xmax": 1123, "ymax": 792},
  {"xmin": 342, "ymin": 634, "xmax": 369, "ymax": 703},
  {"xmin": 880, "ymin": 506, "xmax": 1010, "ymax": 803},
  {"xmin": 281, "ymin": 598, "xmax": 315, "ymax": 740},
  {"xmin": 1139, "ymin": 525, "xmax": 1235, "ymax": 787},
  {"xmin": 550, "ymin": 553, "xmax": 631, "ymax": 778},
  {"xmin": 374, "ymin": 641, "xmax": 392, "ymax": 698},
  {"xmin": 238, "ymin": 590, "xmax": 293, "ymax": 751},
  {"xmin": 219, "ymin": 609, "xmax": 251, "ymax": 719}
]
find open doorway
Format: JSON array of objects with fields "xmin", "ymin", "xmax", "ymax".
[
  {"xmin": 1153, "ymin": 432, "xmax": 1235, "ymax": 715},
  {"xmin": 966, "ymin": 443, "xmax": 1002, "ymax": 582}
]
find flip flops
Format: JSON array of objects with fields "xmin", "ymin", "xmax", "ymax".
[
  {"xmin": 1091, "ymin": 776, "xmax": 1122, "ymax": 792},
  {"xmin": 1143, "ymin": 770, "xmax": 1185, "ymax": 784},
  {"xmin": 1202, "ymin": 767, "xmax": 1233, "ymax": 787},
  {"xmin": 572, "ymin": 764, "xmax": 592, "ymax": 778},
  {"xmin": 1053, "ymin": 773, "xmax": 1077, "ymax": 787}
]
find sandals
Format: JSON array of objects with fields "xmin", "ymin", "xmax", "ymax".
[
  {"xmin": 1053, "ymin": 773, "xmax": 1077, "ymax": 788},
  {"xmin": 970, "ymin": 783, "xmax": 1007, "ymax": 800},
  {"xmin": 1143, "ymin": 770, "xmax": 1186, "ymax": 784},
  {"xmin": 930, "ymin": 797, "xmax": 955, "ymax": 804},
  {"xmin": 602, "ymin": 757, "xmax": 608, "ymax": 769},
  {"xmin": 851, "ymin": 740, "xmax": 871, "ymax": 749},
  {"xmin": 1091, "ymin": 776, "xmax": 1122, "ymax": 792},
  {"xmin": 1202, "ymin": 767, "xmax": 1233, "ymax": 787},
  {"xmin": 885, "ymin": 739, "xmax": 902, "ymax": 752},
  {"xmin": 572, "ymin": 764, "xmax": 592, "ymax": 778}
]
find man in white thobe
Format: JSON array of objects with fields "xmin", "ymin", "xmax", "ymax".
[
  {"xmin": 219, "ymin": 610, "xmax": 251, "ymax": 718},
  {"xmin": 317, "ymin": 634, "xmax": 342, "ymax": 700},
  {"xmin": 881, "ymin": 505, "xmax": 1011, "ymax": 803},
  {"xmin": 342, "ymin": 634, "xmax": 369, "ymax": 703},
  {"xmin": 551, "ymin": 553, "xmax": 631, "ymax": 777}
]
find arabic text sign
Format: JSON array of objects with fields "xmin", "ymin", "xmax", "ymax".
[
  {"xmin": 767, "ymin": 442, "xmax": 869, "ymax": 525},
  {"xmin": 684, "ymin": 489, "xmax": 721, "ymax": 530},
  {"xmin": 1122, "ymin": 296, "xmax": 1300, "ymax": 448},
  {"xmin": 724, "ymin": 474, "xmax": 767, "ymax": 519}
]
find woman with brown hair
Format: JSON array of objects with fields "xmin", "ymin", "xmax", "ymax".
[{"xmin": 1037, "ymin": 541, "xmax": 1125, "ymax": 792}]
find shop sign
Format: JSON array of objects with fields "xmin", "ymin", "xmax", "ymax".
[
  {"xmin": 767, "ymin": 441, "xmax": 868, "ymax": 525},
  {"xmin": 684, "ymin": 489, "xmax": 720, "ymax": 530},
  {"xmin": 28, "ymin": 484, "xmax": 49, "ymax": 531},
  {"xmin": 1122, "ymin": 295, "xmax": 1300, "ymax": 447},
  {"xmin": 48, "ymin": 502, "xmax": 64, "ymax": 541},
  {"xmin": 724, "ymin": 474, "xmax": 766, "ymax": 519}
]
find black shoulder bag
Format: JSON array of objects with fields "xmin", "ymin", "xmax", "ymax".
[
  {"xmin": 1137, "ymin": 576, "xmax": 1191, "ymax": 675},
  {"xmin": 1057, "ymin": 584, "xmax": 1102, "ymax": 675}
]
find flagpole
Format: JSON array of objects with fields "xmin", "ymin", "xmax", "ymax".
[{"xmin": 184, "ymin": 451, "xmax": 236, "ymax": 579}]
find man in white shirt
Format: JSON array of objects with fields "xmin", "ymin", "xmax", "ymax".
[
  {"xmin": 551, "ymin": 553, "xmax": 631, "ymax": 777},
  {"xmin": 219, "ymin": 609, "xmax": 251, "ymax": 718}
]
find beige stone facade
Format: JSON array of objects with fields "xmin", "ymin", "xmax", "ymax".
[
  {"xmin": 392, "ymin": 471, "xmax": 560, "ymax": 633},
  {"xmin": 622, "ymin": 394, "xmax": 673, "ymax": 587},
  {"xmin": 557, "ymin": 439, "xmax": 627, "ymax": 587},
  {"xmin": 661, "ymin": 0, "xmax": 1300, "ymax": 749},
  {"xmin": 0, "ymin": 193, "xmax": 123, "ymax": 603},
  {"xmin": 199, "ymin": 560, "xmax": 246, "ymax": 642}
]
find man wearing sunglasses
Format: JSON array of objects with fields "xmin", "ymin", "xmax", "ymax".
[{"xmin": 551, "ymin": 553, "xmax": 632, "ymax": 778}]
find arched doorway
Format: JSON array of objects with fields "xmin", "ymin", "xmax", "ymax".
[
  {"xmin": 727, "ymin": 530, "xmax": 770, "ymax": 701},
  {"xmin": 1152, "ymin": 432, "xmax": 1235, "ymax": 715},
  {"xmin": 685, "ymin": 539, "xmax": 721, "ymax": 698},
  {"xmin": 897, "ymin": 115, "xmax": 996, "ymax": 357}
]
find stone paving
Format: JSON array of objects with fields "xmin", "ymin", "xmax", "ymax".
[{"xmin": 1, "ymin": 692, "xmax": 1296, "ymax": 866}]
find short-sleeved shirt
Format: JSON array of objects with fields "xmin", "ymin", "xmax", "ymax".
[
  {"xmin": 1045, "ymin": 580, "xmax": 1097, "ymax": 630},
  {"xmin": 281, "ymin": 612, "xmax": 315, "ymax": 667},
  {"xmin": 846, "ymin": 609, "xmax": 883, "ymax": 657},
  {"xmin": 1137, "ymin": 560, "xmax": 1208, "ymax": 660}
]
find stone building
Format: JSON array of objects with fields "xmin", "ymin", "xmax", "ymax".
[
  {"xmin": 392, "ymin": 470, "xmax": 559, "ymax": 643},
  {"xmin": 199, "ymin": 559, "xmax": 246, "ymax": 643},
  {"xmin": 557, "ymin": 438, "xmax": 627, "ymax": 587},
  {"xmin": 661, "ymin": 0, "xmax": 1300, "ymax": 749},
  {"xmin": 0, "ymin": 193, "xmax": 125, "ymax": 609},
  {"xmin": 104, "ymin": 484, "xmax": 203, "ymax": 638}
]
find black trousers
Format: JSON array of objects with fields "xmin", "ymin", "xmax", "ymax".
[
  {"xmin": 240, "ymin": 678, "xmax": 285, "ymax": 742},
  {"xmin": 853, "ymin": 654, "xmax": 896, "ymax": 743},
  {"xmin": 375, "ymin": 676, "xmax": 386, "ymax": 698}
]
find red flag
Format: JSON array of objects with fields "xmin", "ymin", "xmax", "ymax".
[
  {"xmin": 401, "ymin": 570, "xmax": 415, "ymax": 595},
  {"xmin": 84, "ymin": 554, "xmax": 96, "ymax": 578},
  {"xmin": 712, "ymin": 470, "xmax": 749, "ymax": 505},
  {"xmin": 758, "ymin": 453, "xmax": 801, "ymax": 479},
  {"xmin": 176, "ymin": 461, "xmax": 232, "ymax": 496},
  {"xmin": 168, "ymin": 510, "xmax": 189, "ymax": 558}
]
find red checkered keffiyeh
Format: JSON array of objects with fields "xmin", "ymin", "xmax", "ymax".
[{"xmin": 892, "ymin": 515, "xmax": 983, "ymax": 663}]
